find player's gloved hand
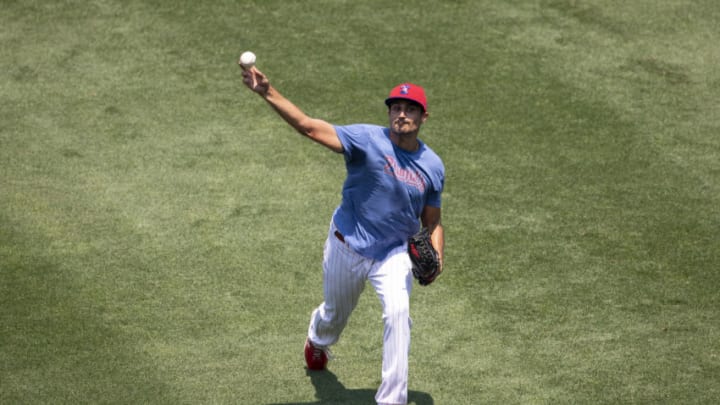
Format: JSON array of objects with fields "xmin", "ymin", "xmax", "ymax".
[{"xmin": 407, "ymin": 228, "xmax": 441, "ymax": 286}]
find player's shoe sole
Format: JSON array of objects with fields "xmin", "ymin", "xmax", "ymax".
[{"xmin": 304, "ymin": 338, "xmax": 328, "ymax": 370}]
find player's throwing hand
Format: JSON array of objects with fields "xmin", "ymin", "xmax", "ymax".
[{"xmin": 238, "ymin": 62, "xmax": 268, "ymax": 95}]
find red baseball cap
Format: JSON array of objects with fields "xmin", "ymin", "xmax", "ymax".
[{"xmin": 384, "ymin": 83, "xmax": 428, "ymax": 112}]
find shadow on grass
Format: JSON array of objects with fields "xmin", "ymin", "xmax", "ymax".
[{"xmin": 267, "ymin": 369, "xmax": 434, "ymax": 405}]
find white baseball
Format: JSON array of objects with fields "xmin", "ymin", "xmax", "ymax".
[{"xmin": 239, "ymin": 51, "xmax": 256, "ymax": 68}]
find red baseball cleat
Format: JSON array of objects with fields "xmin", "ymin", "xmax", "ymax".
[{"xmin": 304, "ymin": 338, "xmax": 329, "ymax": 371}]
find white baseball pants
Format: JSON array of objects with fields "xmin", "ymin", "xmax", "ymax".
[{"xmin": 307, "ymin": 222, "xmax": 414, "ymax": 405}]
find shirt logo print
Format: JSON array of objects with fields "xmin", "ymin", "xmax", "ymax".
[{"xmin": 383, "ymin": 155, "xmax": 426, "ymax": 192}]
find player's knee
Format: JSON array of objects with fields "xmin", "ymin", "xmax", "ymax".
[{"xmin": 382, "ymin": 300, "xmax": 410, "ymax": 324}]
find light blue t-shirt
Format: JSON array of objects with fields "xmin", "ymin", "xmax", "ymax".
[{"xmin": 332, "ymin": 124, "xmax": 445, "ymax": 260}]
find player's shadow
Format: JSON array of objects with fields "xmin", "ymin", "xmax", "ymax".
[{"xmin": 267, "ymin": 369, "xmax": 434, "ymax": 405}]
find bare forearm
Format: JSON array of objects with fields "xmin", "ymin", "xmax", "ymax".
[
  {"xmin": 420, "ymin": 205, "xmax": 444, "ymax": 270},
  {"xmin": 262, "ymin": 85, "xmax": 314, "ymax": 137},
  {"xmin": 431, "ymin": 223, "xmax": 445, "ymax": 269}
]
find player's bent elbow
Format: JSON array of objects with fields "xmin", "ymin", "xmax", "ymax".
[{"xmin": 306, "ymin": 122, "xmax": 342, "ymax": 152}]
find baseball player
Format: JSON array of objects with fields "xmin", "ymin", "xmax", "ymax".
[{"xmin": 239, "ymin": 61, "xmax": 445, "ymax": 405}]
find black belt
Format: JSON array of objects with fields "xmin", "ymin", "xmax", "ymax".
[{"xmin": 334, "ymin": 230, "xmax": 345, "ymax": 243}]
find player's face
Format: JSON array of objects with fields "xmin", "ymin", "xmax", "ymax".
[{"xmin": 388, "ymin": 100, "xmax": 428, "ymax": 136}]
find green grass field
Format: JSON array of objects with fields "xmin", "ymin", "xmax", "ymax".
[{"xmin": 2, "ymin": 1, "xmax": 719, "ymax": 404}]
